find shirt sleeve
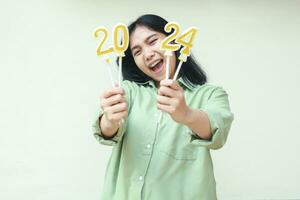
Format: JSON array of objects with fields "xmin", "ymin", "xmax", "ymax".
[
  {"xmin": 189, "ymin": 86, "xmax": 234, "ymax": 150},
  {"xmin": 92, "ymin": 81, "xmax": 131, "ymax": 146}
]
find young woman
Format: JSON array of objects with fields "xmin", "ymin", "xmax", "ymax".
[{"xmin": 93, "ymin": 14, "xmax": 234, "ymax": 200}]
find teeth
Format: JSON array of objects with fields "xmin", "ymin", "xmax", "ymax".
[{"xmin": 150, "ymin": 60, "xmax": 161, "ymax": 68}]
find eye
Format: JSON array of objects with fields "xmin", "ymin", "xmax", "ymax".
[
  {"xmin": 149, "ymin": 38, "xmax": 158, "ymax": 45},
  {"xmin": 133, "ymin": 50, "xmax": 141, "ymax": 56}
]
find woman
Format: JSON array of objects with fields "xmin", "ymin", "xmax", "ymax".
[{"xmin": 93, "ymin": 14, "xmax": 234, "ymax": 200}]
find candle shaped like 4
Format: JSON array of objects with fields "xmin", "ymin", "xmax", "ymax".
[
  {"xmin": 173, "ymin": 27, "xmax": 198, "ymax": 80},
  {"xmin": 113, "ymin": 24, "xmax": 129, "ymax": 87}
]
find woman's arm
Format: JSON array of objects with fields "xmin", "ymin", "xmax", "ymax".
[
  {"xmin": 182, "ymin": 108, "xmax": 211, "ymax": 139},
  {"xmin": 99, "ymin": 87, "xmax": 128, "ymax": 138},
  {"xmin": 157, "ymin": 79, "xmax": 211, "ymax": 139}
]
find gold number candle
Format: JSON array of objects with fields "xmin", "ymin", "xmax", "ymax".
[
  {"xmin": 173, "ymin": 27, "xmax": 198, "ymax": 80},
  {"xmin": 94, "ymin": 27, "xmax": 114, "ymax": 61},
  {"xmin": 113, "ymin": 24, "xmax": 129, "ymax": 86},
  {"xmin": 160, "ymin": 22, "xmax": 181, "ymax": 79},
  {"xmin": 94, "ymin": 27, "xmax": 115, "ymax": 86}
]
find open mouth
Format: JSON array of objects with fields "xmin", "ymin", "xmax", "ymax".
[{"xmin": 149, "ymin": 59, "xmax": 164, "ymax": 74}]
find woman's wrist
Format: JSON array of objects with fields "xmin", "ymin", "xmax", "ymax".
[
  {"xmin": 99, "ymin": 115, "xmax": 119, "ymax": 138},
  {"xmin": 182, "ymin": 108, "xmax": 212, "ymax": 140},
  {"xmin": 182, "ymin": 107, "xmax": 196, "ymax": 127}
]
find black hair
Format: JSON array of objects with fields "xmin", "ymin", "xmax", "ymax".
[{"xmin": 121, "ymin": 14, "xmax": 207, "ymax": 87}]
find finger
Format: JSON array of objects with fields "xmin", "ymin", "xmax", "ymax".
[
  {"xmin": 160, "ymin": 79, "xmax": 181, "ymax": 90},
  {"xmin": 101, "ymin": 94, "xmax": 125, "ymax": 108},
  {"xmin": 106, "ymin": 110, "xmax": 128, "ymax": 123},
  {"xmin": 168, "ymin": 80, "xmax": 182, "ymax": 91},
  {"xmin": 111, "ymin": 110, "xmax": 128, "ymax": 121},
  {"xmin": 157, "ymin": 95, "xmax": 172, "ymax": 106},
  {"xmin": 158, "ymin": 85, "xmax": 176, "ymax": 97},
  {"xmin": 102, "ymin": 87, "xmax": 124, "ymax": 99},
  {"xmin": 157, "ymin": 103, "xmax": 174, "ymax": 114},
  {"xmin": 106, "ymin": 102, "xmax": 127, "ymax": 114},
  {"xmin": 160, "ymin": 79, "xmax": 172, "ymax": 87}
]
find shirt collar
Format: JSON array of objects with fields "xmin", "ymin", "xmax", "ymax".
[
  {"xmin": 136, "ymin": 80, "xmax": 156, "ymax": 88},
  {"xmin": 177, "ymin": 77, "xmax": 194, "ymax": 91}
]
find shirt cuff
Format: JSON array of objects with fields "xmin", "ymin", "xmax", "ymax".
[
  {"xmin": 92, "ymin": 110, "xmax": 126, "ymax": 146},
  {"xmin": 188, "ymin": 107, "xmax": 234, "ymax": 150}
]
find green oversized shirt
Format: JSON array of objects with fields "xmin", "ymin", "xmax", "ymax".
[{"xmin": 93, "ymin": 78, "xmax": 234, "ymax": 200}]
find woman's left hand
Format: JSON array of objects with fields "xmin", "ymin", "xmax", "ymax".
[{"xmin": 157, "ymin": 79, "xmax": 191, "ymax": 124}]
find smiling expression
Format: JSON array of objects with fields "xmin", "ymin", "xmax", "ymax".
[{"xmin": 130, "ymin": 26, "xmax": 176, "ymax": 85}]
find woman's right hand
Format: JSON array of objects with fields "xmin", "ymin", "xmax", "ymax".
[{"xmin": 100, "ymin": 87, "xmax": 128, "ymax": 137}]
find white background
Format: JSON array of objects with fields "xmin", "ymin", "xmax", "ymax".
[{"xmin": 1, "ymin": 0, "xmax": 300, "ymax": 199}]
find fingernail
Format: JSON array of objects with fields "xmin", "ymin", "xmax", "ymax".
[{"xmin": 166, "ymin": 79, "xmax": 172, "ymax": 84}]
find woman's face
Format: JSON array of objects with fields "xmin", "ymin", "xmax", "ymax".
[{"xmin": 130, "ymin": 26, "xmax": 176, "ymax": 85}]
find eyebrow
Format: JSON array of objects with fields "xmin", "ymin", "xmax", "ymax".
[{"xmin": 131, "ymin": 33, "xmax": 157, "ymax": 53}]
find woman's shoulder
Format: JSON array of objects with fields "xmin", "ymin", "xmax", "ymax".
[
  {"xmin": 192, "ymin": 83, "xmax": 230, "ymax": 99},
  {"xmin": 194, "ymin": 83, "xmax": 225, "ymax": 92}
]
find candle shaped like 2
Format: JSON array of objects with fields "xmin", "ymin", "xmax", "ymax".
[
  {"xmin": 94, "ymin": 27, "xmax": 115, "ymax": 86},
  {"xmin": 94, "ymin": 24, "xmax": 129, "ymax": 87},
  {"xmin": 160, "ymin": 22, "xmax": 181, "ymax": 79},
  {"xmin": 94, "ymin": 27, "xmax": 114, "ymax": 58},
  {"xmin": 158, "ymin": 22, "xmax": 181, "ymax": 123}
]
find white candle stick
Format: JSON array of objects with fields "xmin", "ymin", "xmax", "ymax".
[
  {"xmin": 117, "ymin": 56, "xmax": 124, "ymax": 125},
  {"xmin": 118, "ymin": 56, "xmax": 123, "ymax": 87},
  {"xmin": 165, "ymin": 55, "xmax": 170, "ymax": 80},
  {"xmin": 158, "ymin": 22, "xmax": 181, "ymax": 124},
  {"xmin": 157, "ymin": 50, "xmax": 172, "ymax": 123},
  {"xmin": 173, "ymin": 60, "xmax": 183, "ymax": 81},
  {"xmin": 113, "ymin": 23, "xmax": 129, "ymax": 87},
  {"xmin": 105, "ymin": 59, "xmax": 115, "ymax": 87},
  {"xmin": 113, "ymin": 24, "xmax": 129, "ymax": 124}
]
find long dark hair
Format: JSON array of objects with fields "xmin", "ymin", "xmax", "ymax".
[{"xmin": 121, "ymin": 14, "xmax": 207, "ymax": 87}]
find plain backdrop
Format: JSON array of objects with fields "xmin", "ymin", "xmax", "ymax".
[{"xmin": 1, "ymin": 0, "xmax": 300, "ymax": 199}]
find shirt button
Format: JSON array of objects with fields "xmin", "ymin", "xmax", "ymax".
[
  {"xmin": 146, "ymin": 144, "xmax": 151, "ymax": 149},
  {"xmin": 138, "ymin": 176, "xmax": 144, "ymax": 181}
]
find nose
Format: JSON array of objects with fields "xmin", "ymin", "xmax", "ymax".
[{"xmin": 145, "ymin": 50, "xmax": 155, "ymax": 62}]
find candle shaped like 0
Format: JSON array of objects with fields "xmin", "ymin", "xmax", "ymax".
[
  {"xmin": 173, "ymin": 27, "xmax": 198, "ymax": 80},
  {"xmin": 113, "ymin": 24, "xmax": 129, "ymax": 87}
]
